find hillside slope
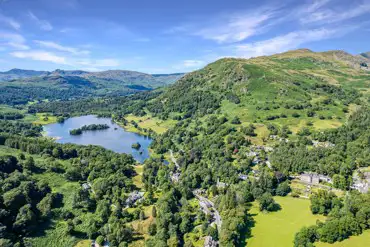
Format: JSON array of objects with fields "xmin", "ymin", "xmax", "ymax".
[{"xmin": 147, "ymin": 49, "xmax": 369, "ymax": 130}]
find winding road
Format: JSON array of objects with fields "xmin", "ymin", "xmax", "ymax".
[
  {"xmin": 169, "ymin": 149, "xmax": 222, "ymax": 234},
  {"xmin": 194, "ymin": 191, "xmax": 222, "ymax": 233}
]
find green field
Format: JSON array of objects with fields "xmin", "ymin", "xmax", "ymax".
[
  {"xmin": 32, "ymin": 113, "xmax": 58, "ymax": 125},
  {"xmin": 316, "ymin": 230, "xmax": 370, "ymax": 247},
  {"xmin": 246, "ymin": 196, "xmax": 326, "ymax": 247},
  {"xmin": 125, "ymin": 114, "xmax": 177, "ymax": 134}
]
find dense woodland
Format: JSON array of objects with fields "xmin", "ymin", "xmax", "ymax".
[
  {"xmin": 0, "ymin": 128, "xmax": 140, "ymax": 246},
  {"xmin": 295, "ymin": 190, "xmax": 370, "ymax": 246}
]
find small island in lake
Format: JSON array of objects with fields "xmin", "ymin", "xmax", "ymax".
[
  {"xmin": 131, "ymin": 142, "xmax": 141, "ymax": 150},
  {"xmin": 69, "ymin": 124, "xmax": 110, "ymax": 135}
]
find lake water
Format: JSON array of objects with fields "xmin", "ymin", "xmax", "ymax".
[{"xmin": 43, "ymin": 115, "xmax": 153, "ymax": 163}]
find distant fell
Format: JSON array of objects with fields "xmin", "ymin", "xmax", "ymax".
[{"xmin": 0, "ymin": 68, "xmax": 184, "ymax": 104}]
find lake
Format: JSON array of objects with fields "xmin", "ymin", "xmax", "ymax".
[{"xmin": 43, "ymin": 115, "xmax": 153, "ymax": 163}]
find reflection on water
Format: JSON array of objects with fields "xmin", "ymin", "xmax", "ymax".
[{"xmin": 43, "ymin": 115, "xmax": 152, "ymax": 163}]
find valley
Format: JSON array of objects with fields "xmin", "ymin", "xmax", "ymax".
[{"xmin": 0, "ymin": 49, "xmax": 369, "ymax": 247}]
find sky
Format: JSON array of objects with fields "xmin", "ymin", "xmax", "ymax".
[{"xmin": 0, "ymin": 0, "xmax": 369, "ymax": 73}]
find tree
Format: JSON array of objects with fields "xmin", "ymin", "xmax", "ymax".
[
  {"xmin": 275, "ymin": 181, "xmax": 291, "ymax": 196},
  {"xmin": 207, "ymin": 226, "xmax": 218, "ymax": 241},
  {"xmin": 258, "ymin": 193, "xmax": 278, "ymax": 212},
  {"xmin": 231, "ymin": 116, "xmax": 241, "ymax": 124},
  {"xmin": 152, "ymin": 206, "xmax": 157, "ymax": 217},
  {"xmin": 241, "ymin": 124, "xmax": 256, "ymax": 136},
  {"xmin": 310, "ymin": 190, "xmax": 339, "ymax": 215},
  {"xmin": 52, "ymin": 147, "xmax": 63, "ymax": 159},
  {"xmin": 96, "ymin": 235, "xmax": 104, "ymax": 246},
  {"xmin": 332, "ymin": 175, "xmax": 348, "ymax": 190},
  {"xmin": 0, "ymin": 239, "xmax": 13, "ymax": 247},
  {"xmin": 294, "ymin": 226, "xmax": 318, "ymax": 247},
  {"xmin": 37, "ymin": 194, "xmax": 54, "ymax": 218},
  {"xmin": 139, "ymin": 210, "xmax": 145, "ymax": 220},
  {"xmin": 23, "ymin": 156, "xmax": 35, "ymax": 171},
  {"xmin": 13, "ymin": 204, "xmax": 37, "ymax": 234},
  {"xmin": 148, "ymin": 223, "xmax": 157, "ymax": 236}
]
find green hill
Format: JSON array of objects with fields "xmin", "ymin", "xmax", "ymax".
[
  {"xmin": 0, "ymin": 69, "xmax": 184, "ymax": 104},
  {"xmin": 147, "ymin": 49, "xmax": 369, "ymax": 130}
]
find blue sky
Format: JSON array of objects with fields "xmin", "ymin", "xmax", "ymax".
[{"xmin": 0, "ymin": 0, "xmax": 369, "ymax": 73}]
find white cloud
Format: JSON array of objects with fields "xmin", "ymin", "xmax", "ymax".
[
  {"xmin": 28, "ymin": 11, "xmax": 53, "ymax": 31},
  {"xmin": 234, "ymin": 28, "xmax": 338, "ymax": 58},
  {"xmin": 182, "ymin": 60, "xmax": 204, "ymax": 68},
  {"xmin": 0, "ymin": 13, "xmax": 21, "ymax": 30},
  {"xmin": 194, "ymin": 9, "xmax": 276, "ymax": 43},
  {"xmin": 10, "ymin": 50, "xmax": 66, "ymax": 64},
  {"xmin": 34, "ymin": 40, "xmax": 90, "ymax": 55},
  {"xmin": 172, "ymin": 60, "xmax": 205, "ymax": 71},
  {"xmin": 301, "ymin": 1, "xmax": 370, "ymax": 24},
  {"xmin": 76, "ymin": 58, "xmax": 120, "ymax": 67},
  {"xmin": 304, "ymin": 0, "xmax": 332, "ymax": 13},
  {"xmin": 0, "ymin": 32, "xmax": 29, "ymax": 50}
]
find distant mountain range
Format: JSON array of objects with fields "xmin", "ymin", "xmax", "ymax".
[
  {"xmin": 1, "ymin": 49, "xmax": 368, "ymax": 105},
  {"xmin": 0, "ymin": 69, "xmax": 185, "ymax": 104},
  {"xmin": 0, "ymin": 68, "xmax": 184, "ymax": 88}
]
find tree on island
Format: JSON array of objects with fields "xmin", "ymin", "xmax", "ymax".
[{"xmin": 132, "ymin": 142, "xmax": 141, "ymax": 150}]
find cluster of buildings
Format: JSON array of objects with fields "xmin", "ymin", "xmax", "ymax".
[
  {"xmin": 299, "ymin": 172, "xmax": 332, "ymax": 185},
  {"xmin": 352, "ymin": 171, "xmax": 370, "ymax": 193},
  {"xmin": 269, "ymin": 135, "xmax": 289, "ymax": 143},
  {"xmin": 312, "ymin": 140, "xmax": 335, "ymax": 148},
  {"xmin": 246, "ymin": 145, "xmax": 274, "ymax": 165},
  {"xmin": 125, "ymin": 191, "xmax": 145, "ymax": 206}
]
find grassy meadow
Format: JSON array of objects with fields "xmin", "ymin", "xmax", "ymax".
[
  {"xmin": 245, "ymin": 196, "xmax": 326, "ymax": 247},
  {"xmin": 316, "ymin": 230, "xmax": 370, "ymax": 247}
]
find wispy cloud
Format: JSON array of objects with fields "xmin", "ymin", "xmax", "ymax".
[
  {"xmin": 10, "ymin": 50, "xmax": 66, "ymax": 64},
  {"xmin": 0, "ymin": 13, "xmax": 21, "ymax": 30},
  {"xmin": 301, "ymin": 1, "xmax": 370, "ymax": 24},
  {"xmin": 182, "ymin": 60, "xmax": 204, "ymax": 68},
  {"xmin": 28, "ymin": 11, "xmax": 53, "ymax": 31},
  {"xmin": 233, "ymin": 28, "xmax": 339, "ymax": 58},
  {"xmin": 0, "ymin": 32, "xmax": 29, "ymax": 50},
  {"xmin": 76, "ymin": 58, "xmax": 120, "ymax": 67},
  {"xmin": 34, "ymin": 40, "xmax": 90, "ymax": 55},
  {"xmin": 194, "ymin": 8, "xmax": 277, "ymax": 43},
  {"xmin": 172, "ymin": 59, "xmax": 205, "ymax": 71}
]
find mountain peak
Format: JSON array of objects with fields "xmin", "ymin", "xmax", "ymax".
[{"xmin": 360, "ymin": 52, "xmax": 370, "ymax": 59}]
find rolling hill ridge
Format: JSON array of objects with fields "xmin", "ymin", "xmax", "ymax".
[
  {"xmin": 146, "ymin": 49, "xmax": 369, "ymax": 130},
  {"xmin": 0, "ymin": 69, "xmax": 184, "ymax": 104}
]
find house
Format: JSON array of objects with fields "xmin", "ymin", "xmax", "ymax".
[
  {"xmin": 171, "ymin": 172, "xmax": 181, "ymax": 183},
  {"xmin": 300, "ymin": 173, "xmax": 332, "ymax": 185},
  {"xmin": 239, "ymin": 174, "xmax": 248, "ymax": 181},
  {"xmin": 300, "ymin": 173, "xmax": 320, "ymax": 184},
  {"xmin": 125, "ymin": 191, "xmax": 145, "ymax": 206},
  {"xmin": 312, "ymin": 140, "xmax": 335, "ymax": 148},
  {"xmin": 318, "ymin": 174, "xmax": 332, "ymax": 184},
  {"xmin": 246, "ymin": 145, "xmax": 274, "ymax": 165},
  {"xmin": 269, "ymin": 135, "xmax": 289, "ymax": 142},
  {"xmin": 204, "ymin": 236, "xmax": 218, "ymax": 247},
  {"xmin": 352, "ymin": 171, "xmax": 370, "ymax": 193},
  {"xmin": 82, "ymin": 182, "xmax": 91, "ymax": 190},
  {"xmin": 216, "ymin": 178, "xmax": 227, "ymax": 188}
]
